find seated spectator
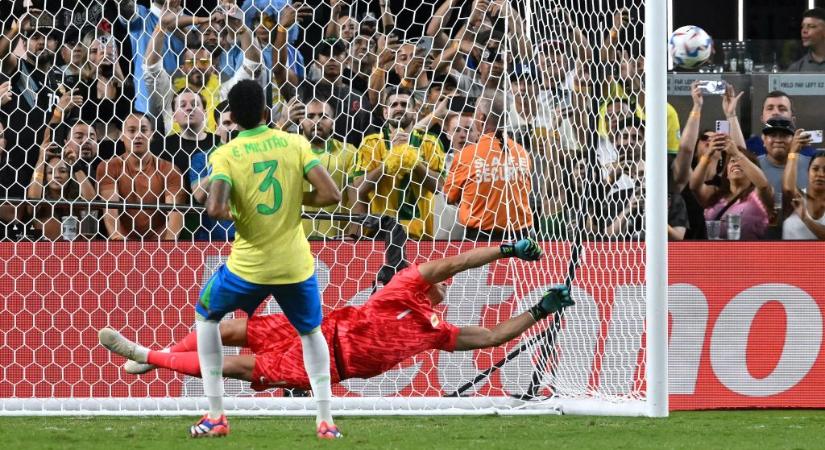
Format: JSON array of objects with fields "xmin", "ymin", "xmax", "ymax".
[
  {"xmin": 444, "ymin": 90, "xmax": 533, "ymax": 241},
  {"xmin": 350, "ymin": 87, "xmax": 444, "ymax": 239},
  {"xmin": 690, "ymin": 135, "xmax": 772, "ymax": 240},
  {"xmin": 534, "ymin": 38, "xmax": 578, "ymax": 108},
  {"xmin": 190, "ymin": 101, "xmax": 235, "ymax": 241},
  {"xmin": 26, "ymin": 142, "xmax": 95, "ymax": 241},
  {"xmin": 423, "ymin": 73, "xmax": 459, "ymax": 117},
  {"xmin": 782, "ymin": 143, "xmax": 825, "ymax": 239},
  {"xmin": 283, "ymin": 98, "xmax": 357, "ymax": 238},
  {"xmin": 745, "ymin": 91, "xmax": 817, "ymax": 157},
  {"xmin": 153, "ymin": 89, "xmax": 219, "ymax": 180},
  {"xmin": 786, "ymin": 8, "xmax": 825, "ymax": 72},
  {"xmin": 144, "ymin": 6, "xmax": 261, "ymax": 135},
  {"xmin": 118, "ymin": 0, "xmax": 187, "ymax": 114},
  {"xmin": 758, "ymin": 118, "xmax": 811, "ymax": 195},
  {"xmin": 97, "ymin": 113, "xmax": 186, "ymax": 240}
]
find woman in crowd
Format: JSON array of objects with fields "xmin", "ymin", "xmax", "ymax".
[
  {"xmin": 690, "ymin": 134, "xmax": 772, "ymax": 240},
  {"xmin": 26, "ymin": 141, "xmax": 96, "ymax": 240},
  {"xmin": 782, "ymin": 131, "xmax": 825, "ymax": 240}
]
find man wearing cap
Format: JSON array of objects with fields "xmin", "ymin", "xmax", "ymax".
[
  {"xmin": 787, "ymin": 8, "xmax": 825, "ymax": 72},
  {"xmin": 759, "ymin": 117, "xmax": 810, "ymax": 195},
  {"xmin": 745, "ymin": 91, "xmax": 817, "ymax": 157}
]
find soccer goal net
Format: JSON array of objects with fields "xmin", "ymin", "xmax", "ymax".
[{"xmin": 0, "ymin": 0, "xmax": 667, "ymax": 417}]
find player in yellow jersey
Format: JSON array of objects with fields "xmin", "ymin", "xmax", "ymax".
[
  {"xmin": 100, "ymin": 80, "xmax": 343, "ymax": 438},
  {"xmin": 350, "ymin": 87, "xmax": 445, "ymax": 239}
]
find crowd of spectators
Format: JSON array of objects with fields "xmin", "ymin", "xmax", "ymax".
[{"xmin": 0, "ymin": 1, "xmax": 823, "ymax": 243}]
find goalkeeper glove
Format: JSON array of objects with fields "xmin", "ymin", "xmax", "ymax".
[
  {"xmin": 500, "ymin": 238, "xmax": 543, "ymax": 261},
  {"xmin": 529, "ymin": 285, "xmax": 575, "ymax": 321}
]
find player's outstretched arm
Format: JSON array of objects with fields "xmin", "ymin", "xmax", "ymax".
[
  {"xmin": 303, "ymin": 166, "xmax": 342, "ymax": 207},
  {"xmin": 454, "ymin": 286, "xmax": 574, "ymax": 351},
  {"xmin": 205, "ymin": 179, "xmax": 234, "ymax": 221},
  {"xmin": 418, "ymin": 239, "xmax": 543, "ymax": 285}
]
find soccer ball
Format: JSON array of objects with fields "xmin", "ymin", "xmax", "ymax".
[{"xmin": 669, "ymin": 25, "xmax": 713, "ymax": 69}]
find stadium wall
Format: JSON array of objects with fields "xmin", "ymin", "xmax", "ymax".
[{"xmin": 1, "ymin": 242, "xmax": 823, "ymax": 411}]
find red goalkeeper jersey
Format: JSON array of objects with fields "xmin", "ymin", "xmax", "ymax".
[{"xmin": 248, "ymin": 265, "xmax": 460, "ymax": 391}]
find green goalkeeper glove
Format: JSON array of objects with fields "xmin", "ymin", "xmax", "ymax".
[
  {"xmin": 529, "ymin": 285, "xmax": 574, "ymax": 321},
  {"xmin": 500, "ymin": 238, "xmax": 543, "ymax": 261}
]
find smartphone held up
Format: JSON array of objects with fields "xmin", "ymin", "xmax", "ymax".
[
  {"xmin": 697, "ymin": 80, "xmax": 726, "ymax": 95},
  {"xmin": 715, "ymin": 120, "xmax": 730, "ymax": 135}
]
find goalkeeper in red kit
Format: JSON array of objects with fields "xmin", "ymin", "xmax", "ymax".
[{"xmin": 99, "ymin": 239, "xmax": 574, "ymax": 391}]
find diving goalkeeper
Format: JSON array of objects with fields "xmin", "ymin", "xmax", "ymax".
[{"xmin": 99, "ymin": 240, "xmax": 573, "ymax": 393}]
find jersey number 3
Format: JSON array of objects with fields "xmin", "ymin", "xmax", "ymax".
[{"xmin": 253, "ymin": 160, "xmax": 282, "ymax": 215}]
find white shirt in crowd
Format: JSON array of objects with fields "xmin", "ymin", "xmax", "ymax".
[{"xmin": 782, "ymin": 190, "xmax": 825, "ymax": 240}]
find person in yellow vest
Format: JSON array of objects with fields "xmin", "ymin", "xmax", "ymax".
[
  {"xmin": 350, "ymin": 87, "xmax": 445, "ymax": 239},
  {"xmin": 284, "ymin": 97, "xmax": 357, "ymax": 238}
]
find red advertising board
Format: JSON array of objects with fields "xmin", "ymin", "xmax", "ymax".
[{"xmin": 1, "ymin": 241, "xmax": 823, "ymax": 410}]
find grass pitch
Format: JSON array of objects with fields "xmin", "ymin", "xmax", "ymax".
[{"xmin": 1, "ymin": 411, "xmax": 822, "ymax": 449}]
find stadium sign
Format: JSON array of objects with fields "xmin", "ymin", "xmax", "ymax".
[{"xmin": 1, "ymin": 242, "xmax": 823, "ymax": 410}]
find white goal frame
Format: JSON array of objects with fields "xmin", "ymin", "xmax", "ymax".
[{"xmin": 1, "ymin": 0, "xmax": 668, "ymax": 418}]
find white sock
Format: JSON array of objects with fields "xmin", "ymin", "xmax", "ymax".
[
  {"xmin": 132, "ymin": 344, "xmax": 150, "ymax": 363},
  {"xmin": 196, "ymin": 320, "xmax": 224, "ymax": 420},
  {"xmin": 300, "ymin": 330, "xmax": 333, "ymax": 426}
]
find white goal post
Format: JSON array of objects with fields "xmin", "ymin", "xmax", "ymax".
[{"xmin": 0, "ymin": 0, "xmax": 667, "ymax": 417}]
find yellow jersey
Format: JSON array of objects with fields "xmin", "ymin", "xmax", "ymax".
[
  {"xmin": 352, "ymin": 129, "xmax": 445, "ymax": 239},
  {"xmin": 209, "ymin": 125, "xmax": 321, "ymax": 284},
  {"xmin": 302, "ymin": 139, "xmax": 358, "ymax": 238},
  {"xmin": 597, "ymin": 82, "xmax": 681, "ymax": 153}
]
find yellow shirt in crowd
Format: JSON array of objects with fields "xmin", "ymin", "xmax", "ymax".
[
  {"xmin": 352, "ymin": 129, "xmax": 445, "ymax": 239},
  {"xmin": 302, "ymin": 139, "xmax": 358, "ymax": 239},
  {"xmin": 597, "ymin": 82, "xmax": 682, "ymax": 153}
]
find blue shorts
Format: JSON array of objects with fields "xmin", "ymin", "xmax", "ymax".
[{"xmin": 195, "ymin": 264, "xmax": 322, "ymax": 334}]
